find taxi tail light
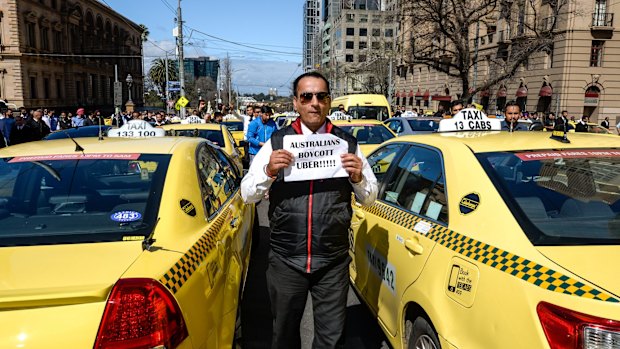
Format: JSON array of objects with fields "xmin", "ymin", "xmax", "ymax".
[
  {"xmin": 94, "ymin": 278, "xmax": 188, "ymax": 349},
  {"xmin": 537, "ymin": 301, "xmax": 620, "ymax": 349}
]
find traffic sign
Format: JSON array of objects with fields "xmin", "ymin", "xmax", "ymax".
[
  {"xmin": 113, "ymin": 82, "xmax": 123, "ymax": 107},
  {"xmin": 177, "ymin": 96, "xmax": 189, "ymax": 108}
]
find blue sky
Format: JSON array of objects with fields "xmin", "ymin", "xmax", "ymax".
[{"xmin": 99, "ymin": 0, "xmax": 304, "ymax": 95}]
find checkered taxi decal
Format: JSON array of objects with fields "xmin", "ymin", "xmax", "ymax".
[
  {"xmin": 159, "ymin": 207, "xmax": 227, "ymax": 294},
  {"xmin": 364, "ymin": 202, "xmax": 619, "ymax": 303}
]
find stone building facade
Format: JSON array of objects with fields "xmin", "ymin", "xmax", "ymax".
[
  {"xmin": 0, "ymin": 0, "xmax": 143, "ymax": 112},
  {"xmin": 394, "ymin": 0, "xmax": 620, "ymax": 125}
]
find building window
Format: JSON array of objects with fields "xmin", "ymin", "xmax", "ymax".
[
  {"xmin": 359, "ymin": 41, "xmax": 367, "ymax": 49},
  {"xmin": 346, "ymin": 13, "xmax": 355, "ymax": 22},
  {"xmin": 359, "ymin": 28, "xmax": 367, "ymax": 36},
  {"xmin": 372, "ymin": 41, "xmax": 381, "ymax": 49},
  {"xmin": 30, "ymin": 77, "xmax": 37, "ymax": 99},
  {"xmin": 43, "ymin": 78, "xmax": 50, "ymax": 99},
  {"xmin": 360, "ymin": 15, "xmax": 368, "ymax": 23},
  {"xmin": 372, "ymin": 28, "xmax": 380, "ymax": 37},
  {"xmin": 346, "ymin": 41, "xmax": 354, "ymax": 49},
  {"xmin": 41, "ymin": 27, "xmax": 49, "ymax": 51},
  {"xmin": 346, "ymin": 54, "xmax": 354, "ymax": 62},
  {"xmin": 590, "ymin": 40, "xmax": 604, "ymax": 67},
  {"xmin": 26, "ymin": 22, "xmax": 37, "ymax": 48},
  {"xmin": 385, "ymin": 29, "xmax": 394, "ymax": 37},
  {"xmin": 385, "ymin": 42, "xmax": 393, "ymax": 50},
  {"xmin": 359, "ymin": 55, "xmax": 366, "ymax": 62},
  {"xmin": 54, "ymin": 31, "xmax": 62, "ymax": 52},
  {"xmin": 346, "ymin": 27, "xmax": 354, "ymax": 36},
  {"xmin": 92, "ymin": 74, "xmax": 98, "ymax": 100},
  {"xmin": 56, "ymin": 78, "xmax": 62, "ymax": 98}
]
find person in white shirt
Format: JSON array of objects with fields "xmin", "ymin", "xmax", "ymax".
[
  {"xmin": 241, "ymin": 71, "xmax": 377, "ymax": 349},
  {"xmin": 242, "ymin": 105, "xmax": 254, "ymax": 140}
]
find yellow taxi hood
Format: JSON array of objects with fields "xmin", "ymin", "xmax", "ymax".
[
  {"xmin": 537, "ymin": 245, "xmax": 620, "ymax": 299},
  {"xmin": 0, "ymin": 241, "xmax": 143, "ymax": 309}
]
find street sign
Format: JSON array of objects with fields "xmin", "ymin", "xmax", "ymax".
[
  {"xmin": 167, "ymin": 81, "xmax": 180, "ymax": 87},
  {"xmin": 177, "ymin": 96, "xmax": 189, "ymax": 108},
  {"xmin": 113, "ymin": 82, "xmax": 123, "ymax": 106},
  {"xmin": 168, "ymin": 87, "xmax": 181, "ymax": 92}
]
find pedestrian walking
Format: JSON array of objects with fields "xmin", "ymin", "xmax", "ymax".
[
  {"xmin": 10, "ymin": 115, "xmax": 33, "ymax": 145},
  {"xmin": 246, "ymin": 105, "xmax": 277, "ymax": 165},
  {"xmin": 601, "ymin": 116, "xmax": 610, "ymax": 130},
  {"xmin": 241, "ymin": 71, "xmax": 378, "ymax": 349},
  {"xmin": 27, "ymin": 109, "xmax": 51, "ymax": 140},
  {"xmin": 72, "ymin": 108, "xmax": 85, "ymax": 127},
  {"xmin": 242, "ymin": 105, "xmax": 255, "ymax": 140},
  {"xmin": 0, "ymin": 109, "xmax": 15, "ymax": 145},
  {"xmin": 501, "ymin": 100, "xmax": 529, "ymax": 131}
]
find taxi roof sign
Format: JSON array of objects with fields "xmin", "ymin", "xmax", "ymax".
[
  {"xmin": 108, "ymin": 120, "xmax": 165, "ymax": 138},
  {"xmin": 328, "ymin": 111, "xmax": 352, "ymax": 121},
  {"xmin": 438, "ymin": 108, "xmax": 501, "ymax": 132},
  {"xmin": 181, "ymin": 115, "xmax": 206, "ymax": 124}
]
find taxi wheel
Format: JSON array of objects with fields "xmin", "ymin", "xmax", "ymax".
[{"xmin": 406, "ymin": 317, "xmax": 441, "ymax": 349}]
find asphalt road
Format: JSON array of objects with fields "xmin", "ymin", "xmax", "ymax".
[{"xmin": 239, "ymin": 200, "xmax": 391, "ymax": 349}]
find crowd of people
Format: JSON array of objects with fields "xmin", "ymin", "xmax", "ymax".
[{"xmin": 391, "ymin": 101, "xmax": 620, "ymax": 134}]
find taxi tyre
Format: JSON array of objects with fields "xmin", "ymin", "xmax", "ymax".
[{"xmin": 406, "ymin": 317, "xmax": 441, "ymax": 349}]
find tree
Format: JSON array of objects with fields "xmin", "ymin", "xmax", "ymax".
[
  {"xmin": 400, "ymin": 0, "xmax": 570, "ymax": 101},
  {"xmin": 148, "ymin": 58, "xmax": 178, "ymax": 94},
  {"xmin": 184, "ymin": 77, "xmax": 217, "ymax": 109}
]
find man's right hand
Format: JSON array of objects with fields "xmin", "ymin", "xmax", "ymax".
[{"xmin": 266, "ymin": 149, "xmax": 294, "ymax": 177}]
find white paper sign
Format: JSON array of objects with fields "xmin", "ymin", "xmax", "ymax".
[{"xmin": 282, "ymin": 133, "xmax": 349, "ymax": 182}]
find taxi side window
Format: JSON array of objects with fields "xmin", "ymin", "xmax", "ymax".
[
  {"xmin": 196, "ymin": 145, "xmax": 227, "ymax": 219},
  {"xmin": 212, "ymin": 147, "xmax": 241, "ymax": 194},
  {"xmin": 367, "ymin": 144, "xmax": 405, "ymax": 183},
  {"xmin": 381, "ymin": 146, "xmax": 448, "ymax": 224},
  {"xmin": 387, "ymin": 120, "xmax": 402, "ymax": 134}
]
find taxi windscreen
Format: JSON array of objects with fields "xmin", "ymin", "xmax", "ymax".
[
  {"xmin": 477, "ymin": 150, "xmax": 620, "ymax": 245},
  {"xmin": 166, "ymin": 129, "xmax": 225, "ymax": 146},
  {"xmin": 222, "ymin": 122, "xmax": 244, "ymax": 132},
  {"xmin": 339, "ymin": 125, "xmax": 395, "ymax": 145},
  {"xmin": 0, "ymin": 154, "xmax": 170, "ymax": 246},
  {"xmin": 407, "ymin": 119, "xmax": 440, "ymax": 132},
  {"xmin": 348, "ymin": 106, "xmax": 390, "ymax": 120}
]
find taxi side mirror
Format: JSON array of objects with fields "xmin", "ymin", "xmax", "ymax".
[{"xmin": 237, "ymin": 140, "xmax": 248, "ymax": 147}]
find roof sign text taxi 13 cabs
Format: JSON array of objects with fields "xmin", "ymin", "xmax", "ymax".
[
  {"xmin": 0, "ymin": 120, "xmax": 254, "ymax": 349},
  {"xmin": 348, "ymin": 108, "xmax": 620, "ymax": 349}
]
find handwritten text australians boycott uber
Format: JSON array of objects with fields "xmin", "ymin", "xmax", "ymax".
[{"xmin": 282, "ymin": 134, "xmax": 349, "ymax": 182}]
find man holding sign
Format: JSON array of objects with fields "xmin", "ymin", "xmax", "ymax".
[{"xmin": 241, "ymin": 72, "xmax": 377, "ymax": 349}]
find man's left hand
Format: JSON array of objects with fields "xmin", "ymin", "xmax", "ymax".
[{"xmin": 341, "ymin": 153, "xmax": 363, "ymax": 183}]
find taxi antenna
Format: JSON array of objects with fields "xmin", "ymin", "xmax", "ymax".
[{"xmin": 61, "ymin": 131, "xmax": 85, "ymax": 154}]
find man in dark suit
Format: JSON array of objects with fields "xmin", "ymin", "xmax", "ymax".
[{"xmin": 10, "ymin": 115, "xmax": 33, "ymax": 145}]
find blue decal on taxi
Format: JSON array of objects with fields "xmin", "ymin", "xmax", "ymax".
[{"xmin": 111, "ymin": 211, "xmax": 142, "ymax": 222}]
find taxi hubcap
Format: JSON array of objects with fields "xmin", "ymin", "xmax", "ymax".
[{"xmin": 414, "ymin": 335, "xmax": 438, "ymax": 349}]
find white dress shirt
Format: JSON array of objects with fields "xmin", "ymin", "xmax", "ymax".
[{"xmin": 241, "ymin": 121, "xmax": 378, "ymax": 206}]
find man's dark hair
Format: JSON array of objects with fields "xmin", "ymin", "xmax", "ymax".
[
  {"xmin": 292, "ymin": 71, "xmax": 330, "ymax": 97},
  {"xmin": 260, "ymin": 105, "xmax": 273, "ymax": 114},
  {"xmin": 561, "ymin": 110, "xmax": 568, "ymax": 114},
  {"xmin": 451, "ymin": 100, "xmax": 464, "ymax": 108},
  {"xmin": 505, "ymin": 100, "xmax": 521, "ymax": 111},
  {"xmin": 214, "ymin": 111, "xmax": 223, "ymax": 118}
]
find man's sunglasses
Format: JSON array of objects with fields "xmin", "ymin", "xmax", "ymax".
[{"xmin": 298, "ymin": 92, "xmax": 330, "ymax": 104}]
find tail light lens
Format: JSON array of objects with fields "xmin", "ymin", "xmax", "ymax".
[
  {"xmin": 94, "ymin": 278, "xmax": 188, "ymax": 349},
  {"xmin": 537, "ymin": 301, "xmax": 620, "ymax": 349}
]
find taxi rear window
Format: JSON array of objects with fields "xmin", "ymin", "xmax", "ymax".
[
  {"xmin": 477, "ymin": 150, "xmax": 620, "ymax": 245},
  {"xmin": 339, "ymin": 125, "xmax": 395, "ymax": 145},
  {"xmin": 222, "ymin": 122, "xmax": 243, "ymax": 132},
  {"xmin": 0, "ymin": 154, "xmax": 170, "ymax": 246},
  {"xmin": 166, "ymin": 129, "xmax": 225, "ymax": 146}
]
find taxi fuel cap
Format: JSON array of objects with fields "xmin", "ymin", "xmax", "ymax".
[{"xmin": 438, "ymin": 108, "xmax": 501, "ymax": 132}]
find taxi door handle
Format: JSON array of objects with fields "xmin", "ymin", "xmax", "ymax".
[
  {"xmin": 404, "ymin": 239, "xmax": 424, "ymax": 255},
  {"xmin": 230, "ymin": 216, "xmax": 240, "ymax": 229}
]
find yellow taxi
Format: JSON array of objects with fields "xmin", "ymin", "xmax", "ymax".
[
  {"xmin": 350, "ymin": 109, "xmax": 620, "ymax": 349},
  {"xmin": 161, "ymin": 119, "xmax": 244, "ymax": 172},
  {"xmin": 332, "ymin": 119, "xmax": 396, "ymax": 156},
  {"xmin": 0, "ymin": 120, "xmax": 255, "ymax": 349}
]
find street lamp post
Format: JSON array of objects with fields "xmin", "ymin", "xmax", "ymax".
[{"xmin": 125, "ymin": 74, "xmax": 134, "ymax": 113}]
